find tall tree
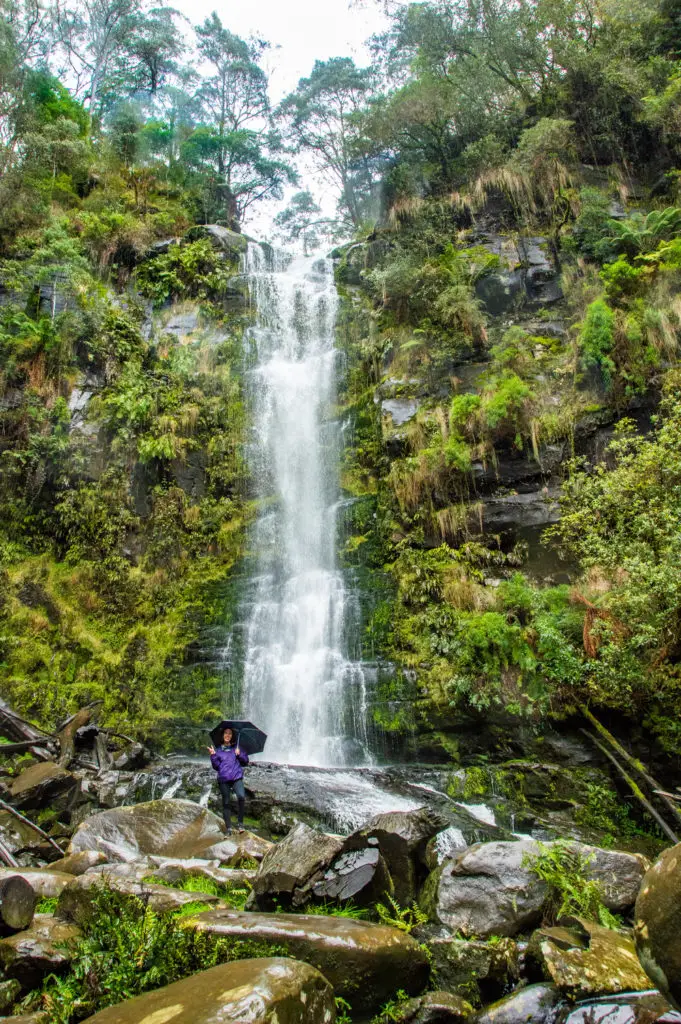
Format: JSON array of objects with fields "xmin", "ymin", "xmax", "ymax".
[
  {"xmin": 195, "ymin": 13, "xmax": 269, "ymax": 175},
  {"xmin": 278, "ymin": 57, "xmax": 377, "ymax": 227},
  {"xmin": 53, "ymin": 0, "xmax": 184, "ymax": 115}
]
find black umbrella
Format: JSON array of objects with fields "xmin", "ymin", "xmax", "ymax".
[{"xmin": 209, "ymin": 719, "xmax": 267, "ymax": 755}]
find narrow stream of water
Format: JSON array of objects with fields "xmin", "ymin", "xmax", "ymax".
[{"xmin": 235, "ymin": 244, "xmax": 370, "ymax": 767}]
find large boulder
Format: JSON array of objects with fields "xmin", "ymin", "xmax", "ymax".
[
  {"xmin": 423, "ymin": 935, "xmax": 519, "ymax": 1005},
  {"xmin": 342, "ymin": 807, "xmax": 447, "ymax": 904},
  {"xmin": 184, "ymin": 908, "xmax": 430, "ymax": 1013},
  {"xmin": 635, "ymin": 842, "xmax": 681, "ymax": 1010},
  {"xmin": 57, "ymin": 873, "xmax": 223, "ymax": 923},
  {"xmin": 67, "ymin": 799, "xmax": 230, "ymax": 862},
  {"xmin": 78, "ymin": 957, "xmax": 334, "ymax": 1024},
  {"xmin": 422, "ymin": 841, "xmax": 647, "ymax": 938},
  {"xmin": 392, "ymin": 991, "xmax": 473, "ymax": 1023},
  {"xmin": 250, "ymin": 823, "xmax": 342, "ymax": 909},
  {"xmin": 476, "ymin": 984, "xmax": 561, "ymax": 1024},
  {"xmin": 527, "ymin": 917, "xmax": 651, "ymax": 998},
  {"xmin": 7, "ymin": 763, "xmax": 80, "ymax": 813},
  {"xmin": 0, "ymin": 914, "xmax": 81, "ymax": 991},
  {"xmin": 303, "ymin": 846, "xmax": 394, "ymax": 908}
]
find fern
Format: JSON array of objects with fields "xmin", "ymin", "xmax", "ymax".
[{"xmin": 375, "ymin": 894, "xmax": 427, "ymax": 933}]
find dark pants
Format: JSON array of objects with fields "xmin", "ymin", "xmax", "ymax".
[{"xmin": 218, "ymin": 778, "xmax": 245, "ymax": 830}]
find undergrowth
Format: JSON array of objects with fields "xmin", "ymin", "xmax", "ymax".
[
  {"xmin": 524, "ymin": 840, "xmax": 621, "ymax": 929},
  {"xmin": 22, "ymin": 884, "xmax": 283, "ymax": 1024}
]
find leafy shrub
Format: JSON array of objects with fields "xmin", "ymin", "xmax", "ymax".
[
  {"xmin": 600, "ymin": 258, "xmax": 648, "ymax": 302},
  {"xmin": 135, "ymin": 239, "xmax": 235, "ymax": 303},
  {"xmin": 578, "ymin": 299, "xmax": 616, "ymax": 387},
  {"xmin": 572, "ymin": 188, "xmax": 619, "ymax": 263},
  {"xmin": 524, "ymin": 840, "xmax": 620, "ymax": 929},
  {"xmin": 27, "ymin": 884, "xmax": 283, "ymax": 1024}
]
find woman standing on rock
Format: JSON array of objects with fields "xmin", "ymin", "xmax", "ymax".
[{"xmin": 207, "ymin": 727, "xmax": 249, "ymax": 834}]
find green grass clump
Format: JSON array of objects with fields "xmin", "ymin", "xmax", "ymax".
[{"xmin": 142, "ymin": 873, "xmax": 252, "ymax": 911}]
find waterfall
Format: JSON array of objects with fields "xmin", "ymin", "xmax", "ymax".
[{"xmin": 236, "ymin": 243, "xmax": 370, "ymax": 767}]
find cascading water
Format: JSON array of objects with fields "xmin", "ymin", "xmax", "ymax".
[{"xmin": 236, "ymin": 243, "xmax": 370, "ymax": 767}]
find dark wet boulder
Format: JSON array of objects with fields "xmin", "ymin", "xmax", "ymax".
[
  {"xmin": 112, "ymin": 743, "xmax": 151, "ymax": 772},
  {"xmin": 394, "ymin": 990, "xmax": 473, "ymax": 1023},
  {"xmin": 342, "ymin": 807, "xmax": 447, "ymax": 904},
  {"xmin": 526, "ymin": 917, "xmax": 651, "ymax": 998},
  {"xmin": 184, "ymin": 907, "xmax": 430, "ymax": 1013},
  {"xmin": 7, "ymin": 763, "xmax": 79, "ymax": 813},
  {"xmin": 67, "ymin": 798, "xmax": 229, "ymax": 862},
  {"xmin": 421, "ymin": 841, "xmax": 647, "ymax": 938},
  {"xmin": 476, "ymin": 984, "xmax": 561, "ymax": 1024},
  {"xmin": 635, "ymin": 842, "xmax": 681, "ymax": 1010},
  {"xmin": 57, "ymin": 872, "xmax": 223, "ymax": 923},
  {"xmin": 303, "ymin": 845, "xmax": 393, "ymax": 908},
  {"xmin": 423, "ymin": 934, "xmax": 520, "ymax": 1005},
  {"xmin": 78, "ymin": 957, "xmax": 335, "ymax": 1024},
  {"xmin": 0, "ymin": 914, "xmax": 81, "ymax": 991},
  {"xmin": 250, "ymin": 823, "xmax": 342, "ymax": 909}
]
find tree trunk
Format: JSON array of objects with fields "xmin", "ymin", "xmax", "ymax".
[{"xmin": 0, "ymin": 875, "xmax": 36, "ymax": 934}]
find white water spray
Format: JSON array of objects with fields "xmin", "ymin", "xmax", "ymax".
[{"xmin": 238, "ymin": 244, "xmax": 370, "ymax": 767}]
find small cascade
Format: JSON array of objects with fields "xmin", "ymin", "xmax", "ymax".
[{"xmin": 232, "ymin": 243, "xmax": 371, "ymax": 767}]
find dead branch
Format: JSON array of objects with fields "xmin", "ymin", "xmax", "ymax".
[
  {"xmin": 581, "ymin": 705, "xmax": 681, "ymax": 830},
  {"xmin": 0, "ymin": 799, "xmax": 64, "ymax": 855},
  {"xmin": 580, "ymin": 729, "xmax": 679, "ymax": 844}
]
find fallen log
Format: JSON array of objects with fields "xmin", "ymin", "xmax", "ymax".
[
  {"xmin": 0, "ymin": 874, "xmax": 36, "ymax": 934},
  {"xmin": 0, "ymin": 740, "xmax": 54, "ymax": 757},
  {"xmin": 0, "ymin": 838, "xmax": 18, "ymax": 869},
  {"xmin": 580, "ymin": 729, "xmax": 679, "ymax": 844},
  {"xmin": 57, "ymin": 702, "xmax": 102, "ymax": 768},
  {"xmin": 580, "ymin": 704, "xmax": 681, "ymax": 830},
  {"xmin": 0, "ymin": 703, "xmax": 54, "ymax": 762},
  {"xmin": 0, "ymin": 799, "xmax": 64, "ymax": 856}
]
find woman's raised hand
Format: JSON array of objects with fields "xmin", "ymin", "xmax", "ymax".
[{"xmin": 207, "ymin": 746, "xmax": 215, "ymax": 755}]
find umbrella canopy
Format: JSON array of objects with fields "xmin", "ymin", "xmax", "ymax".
[{"xmin": 209, "ymin": 720, "xmax": 267, "ymax": 755}]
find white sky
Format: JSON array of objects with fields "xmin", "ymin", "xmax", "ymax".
[
  {"xmin": 173, "ymin": 0, "xmax": 388, "ymax": 102},
  {"xmin": 171, "ymin": 0, "xmax": 391, "ymax": 237}
]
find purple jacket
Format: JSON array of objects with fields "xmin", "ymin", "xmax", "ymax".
[{"xmin": 210, "ymin": 744, "xmax": 249, "ymax": 782}]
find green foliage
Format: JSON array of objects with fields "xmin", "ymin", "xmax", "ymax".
[
  {"xmin": 548, "ymin": 372, "xmax": 681, "ymax": 749},
  {"xmin": 525, "ymin": 841, "xmax": 620, "ymax": 929},
  {"xmin": 371, "ymin": 990, "xmax": 411, "ymax": 1024},
  {"xmin": 28, "ymin": 885, "xmax": 284, "ymax": 1024},
  {"xmin": 304, "ymin": 900, "xmax": 370, "ymax": 920},
  {"xmin": 607, "ymin": 208, "xmax": 681, "ymax": 258},
  {"xmin": 135, "ymin": 240, "xmax": 236, "ymax": 303},
  {"xmin": 375, "ymin": 895, "xmax": 428, "ymax": 934},
  {"xmin": 36, "ymin": 897, "xmax": 59, "ymax": 914},
  {"xmin": 578, "ymin": 299, "xmax": 616, "ymax": 387},
  {"xmin": 142, "ymin": 873, "xmax": 251, "ymax": 911}
]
